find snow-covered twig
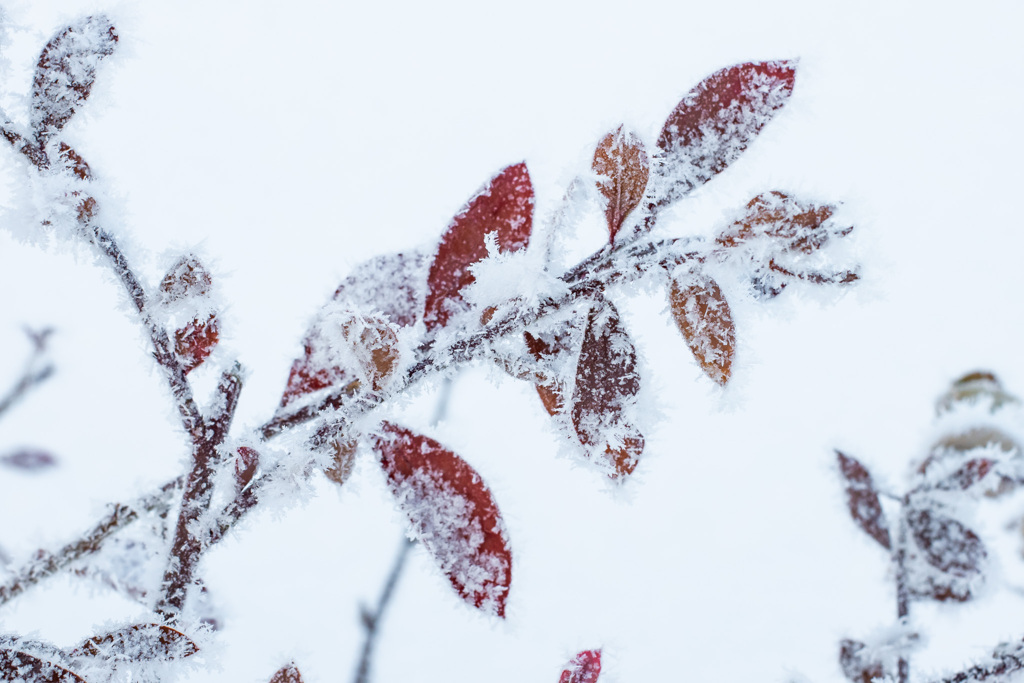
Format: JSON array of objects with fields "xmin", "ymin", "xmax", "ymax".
[{"xmin": 352, "ymin": 537, "xmax": 415, "ymax": 683}]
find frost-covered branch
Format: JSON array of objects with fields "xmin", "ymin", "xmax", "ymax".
[{"xmin": 352, "ymin": 537, "xmax": 415, "ymax": 683}]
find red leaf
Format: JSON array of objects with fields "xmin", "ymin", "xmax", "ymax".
[
  {"xmin": 592, "ymin": 127, "xmax": 649, "ymax": 242},
  {"xmin": 571, "ymin": 302, "xmax": 644, "ymax": 478},
  {"xmin": 31, "ymin": 15, "xmax": 118, "ymax": 141},
  {"xmin": 0, "ymin": 648, "xmax": 85, "ymax": 682},
  {"xmin": 174, "ymin": 314, "xmax": 219, "ymax": 374},
  {"xmin": 524, "ymin": 323, "xmax": 580, "ymax": 417},
  {"xmin": 655, "ymin": 60, "xmax": 796, "ymax": 207},
  {"xmin": 71, "ymin": 624, "xmax": 197, "ymax": 661},
  {"xmin": 424, "ymin": 163, "xmax": 534, "ymax": 331},
  {"xmin": 669, "ymin": 273, "xmax": 735, "ymax": 386},
  {"xmin": 268, "ymin": 662, "xmax": 304, "ymax": 683},
  {"xmin": 373, "ymin": 422, "xmax": 511, "ymax": 617},
  {"xmin": 559, "ymin": 650, "xmax": 602, "ymax": 683},
  {"xmin": 836, "ymin": 451, "xmax": 891, "ymax": 550}
]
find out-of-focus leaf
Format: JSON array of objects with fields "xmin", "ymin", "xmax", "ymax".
[
  {"xmin": 559, "ymin": 649, "xmax": 602, "ymax": 683},
  {"xmin": 592, "ymin": 126, "xmax": 649, "ymax": 242},
  {"xmin": 936, "ymin": 458, "xmax": 995, "ymax": 491},
  {"xmin": 716, "ymin": 191, "xmax": 844, "ymax": 253},
  {"xmin": 333, "ymin": 250, "xmax": 428, "ymax": 329},
  {"xmin": 0, "ymin": 648, "xmax": 85, "ymax": 682},
  {"xmin": 838, "ymin": 639, "xmax": 886, "ymax": 683},
  {"xmin": 0, "ymin": 449, "xmax": 57, "ymax": 471},
  {"xmin": 31, "ymin": 15, "xmax": 118, "ymax": 141},
  {"xmin": 935, "ymin": 371, "xmax": 1020, "ymax": 416},
  {"xmin": 268, "ymin": 662, "xmax": 303, "ymax": 683},
  {"xmin": 655, "ymin": 60, "xmax": 795, "ymax": 208},
  {"xmin": 836, "ymin": 451, "xmax": 891, "ymax": 550},
  {"xmin": 906, "ymin": 508, "xmax": 985, "ymax": 577},
  {"xmin": 324, "ymin": 437, "xmax": 357, "ymax": 486},
  {"xmin": 71, "ymin": 624, "xmax": 197, "ymax": 661},
  {"xmin": 373, "ymin": 422, "xmax": 511, "ymax": 617},
  {"xmin": 571, "ymin": 301, "xmax": 644, "ymax": 478},
  {"xmin": 668, "ymin": 273, "xmax": 735, "ymax": 386},
  {"xmin": 424, "ymin": 163, "xmax": 533, "ymax": 331}
]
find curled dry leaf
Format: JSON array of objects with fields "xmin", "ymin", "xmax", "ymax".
[
  {"xmin": 655, "ymin": 60, "xmax": 796, "ymax": 208},
  {"xmin": 280, "ymin": 312, "xmax": 399, "ymax": 407},
  {"xmin": 571, "ymin": 302, "xmax": 644, "ymax": 478},
  {"xmin": 268, "ymin": 662, "xmax": 304, "ymax": 683},
  {"xmin": 0, "ymin": 648, "xmax": 85, "ymax": 682},
  {"xmin": 592, "ymin": 126, "xmax": 649, "ymax": 242},
  {"xmin": 669, "ymin": 273, "xmax": 735, "ymax": 387},
  {"xmin": 838, "ymin": 639, "xmax": 886, "ymax": 683},
  {"xmin": 373, "ymin": 422, "xmax": 511, "ymax": 617},
  {"xmin": 424, "ymin": 162, "xmax": 534, "ymax": 331},
  {"xmin": 31, "ymin": 15, "xmax": 119, "ymax": 141},
  {"xmin": 836, "ymin": 451, "xmax": 891, "ymax": 550},
  {"xmin": 559, "ymin": 649, "xmax": 602, "ymax": 683},
  {"xmin": 906, "ymin": 508, "xmax": 985, "ymax": 578},
  {"xmin": 71, "ymin": 624, "xmax": 198, "ymax": 661},
  {"xmin": 716, "ymin": 191, "xmax": 845, "ymax": 254}
]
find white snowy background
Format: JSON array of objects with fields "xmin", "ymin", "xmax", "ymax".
[{"xmin": 1, "ymin": 0, "xmax": 1024, "ymax": 681}]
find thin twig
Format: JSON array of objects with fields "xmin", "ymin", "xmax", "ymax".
[
  {"xmin": 928, "ymin": 644, "xmax": 1024, "ymax": 683},
  {"xmin": 0, "ymin": 478, "xmax": 181, "ymax": 606},
  {"xmin": 352, "ymin": 537, "xmax": 415, "ymax": 683},
  {"xmin": 0, "ymin": 329, "xmax": 54, "ymax": 422},
  {"xmin": 895, "ymin": 499, "xmax": 911, "ymax": 683}
]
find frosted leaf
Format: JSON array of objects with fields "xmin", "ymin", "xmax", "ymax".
[
  {"xmin": 70, "ymin": 624, "xmax": 198, "ymax": 662},
  {"xmin": 654, "ymin": 61, "xmax": 796, "ymax": 208},
  {"xmin": 373, "ymin": 422, "xmax": 511, "ymax": 617},
  {"xmin": 592, "ymin": 126, "xmax": 649, "ymax": 242},
  {"xmin": 559, "ymin": 649, "xmax": 602, "ymax": 683},
  {"xmin": 717, "ymin": 191, "xmax": 844, "ymax": 254},
  {"xmin": 906, "ymin": 508, "xmax": 985, "ymax": 578},
  {"xmin": 424, "ymin": 162, "xmax": 534, "ymax": 331},
  {"xmin": 0, "ymin": 647, "xmax": 84, "ymax": 682},
  {"xmin": 268, "ymin": 662, "xmax": 304, "ymax": 683},
  {"xmin": 839, "ymin": 639, "xmax": 887, "ymax": 683},
  {"xmin": 668, "ymin": 273, "xmax": 735, "ymax": 387},
  {"xmin": 31, "ymin": 15, "xmax": 119, "ymax": 141},
  {"xmin": 836, "ymin": 451, "xmax": 891, "ymax": 550},
  {"xmin": 571, "ymin": 301, "xmax": 644, "ymax": 478},
  {"xmin": 332, "ymin": 250, "xmax": 428, "ymax": 329}
]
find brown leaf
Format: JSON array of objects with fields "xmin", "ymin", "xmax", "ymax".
[
  {"xmin": 71, "ymin": 624, "xmax": 197, "ymax": 662},
  {"xmin": 907, "ymin": 509, "xmax": 985, "ymax": 577},
  {"xmin": 592, "ymin": 126, "xmax": 649, "ymax": 242},
  {"xmin": 31, "ymin": 15, "xmax": 118, "ymax": 141},
  {"xmin": 235, "ymin": 447, "xmax": 260, "ymax": 491},
  {"xmin": 524, "ymin": 325, "xmax": 578, "ymax": 417},
  {"xmin": 571, "ymin": 301, "xmax": 644, "ymax": 478},
  {"xmin": 0, "ymin": 649, "xmax": 85, "ymax": 682},
  {"xmin": 716, "ymin": 191, "xmax": 840, "ymax": 253},
  {"xmin": 373, "ymin": 422, "xmax": 511, "ymax": 617},
  {"xmin": 56, "ymin": 143, "xmax": 91, "ymax": 180},
  {"xmin": 655, "ymin": 61, "xmax": 796, "ymax": 208},
  {"xmin": 559, "ymin": 649, "xmax": 602, "ymax": 683},
  {"xmin": 836, "ymin": 451, "xmax": 891, "ymax": 550},
  {"xmin": 669, "ymin": 274, "xmax": 735, "ymax": 386},
  {"xmin": 324, "ymin": 437, "xmax": 357, "ymax": 486},
  {"xmin": 424, "ymin": 162, "xmax": 534, "ymax": 331},
  {"xmin": 268, "ymin": 662, "xmax": 304, "ymax": 683},
  {"xmin": 838, "ymin": 639, "xmax": 886, "ymax": 683}
]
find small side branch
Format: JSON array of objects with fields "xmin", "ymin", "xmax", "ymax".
[
  {"xmin": 895, "ymin": 502, "xmax": 911, "ymax": 683},
  {"xmin": 0, "ymin": 328, "xmax": 54, "ymax": 422},
  {"xmin": 352, "ymin": 537, "xmax": 415, "ymax": 683},
  {"xmin": 929, "ymin": 645, "xmax": 1024, "ymax": 683},
  {"xmin": 0, "ymin": 478, "xmax": 181, "ymax": 606}
]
